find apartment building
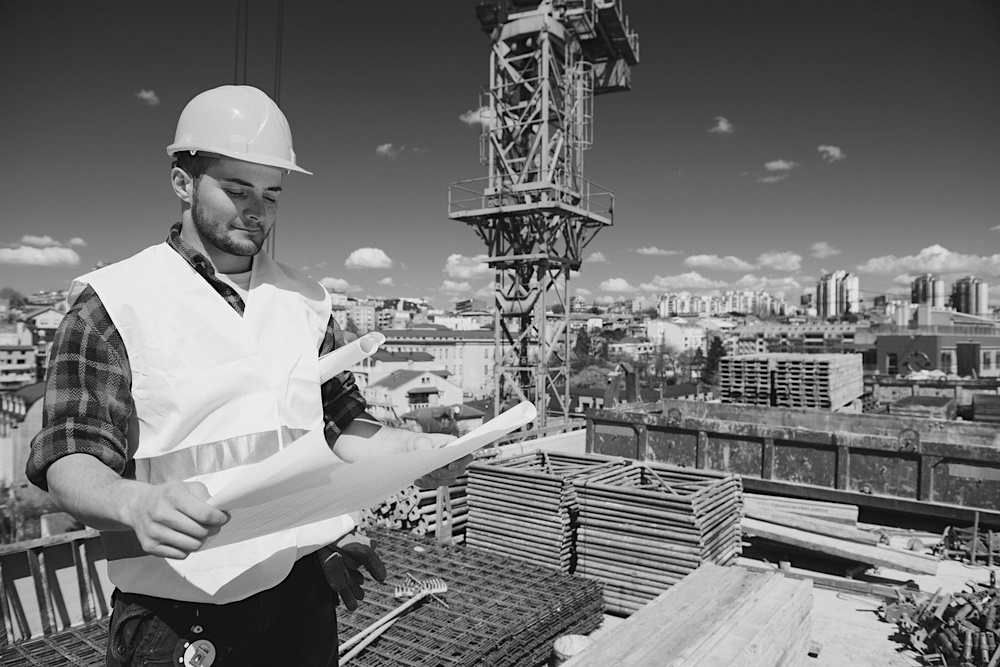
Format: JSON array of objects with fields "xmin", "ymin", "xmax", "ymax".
[{"xmin": 380, "ymin": 328, "xmax": 496, "ymax": 400}]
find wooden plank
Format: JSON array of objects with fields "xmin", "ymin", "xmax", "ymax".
[
  {"xmin": 25, "ymin": 548, "xmax": 54, "ymax": 635},
  {"xmin": 564, "ymin": 565, "xmax": 753, "ymax": 665},
  {"xmin": 742, "ymin": 506, "xmax": 879, "ymax": 545},
  {"xmin": 742, "ymin": 517, "xmax": 939, "ymax": 575},
  {"xmin": 743, "ymin": 493, "xmax": 858, "ymax": 526},
  {"xmin": 563, "ymin": 564, "xmax": 813, "ymax": 667}
]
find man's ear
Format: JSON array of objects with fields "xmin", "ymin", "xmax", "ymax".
[{"xmin": 170, "ymin": 166, "xmax": 195, "ymax": 204}]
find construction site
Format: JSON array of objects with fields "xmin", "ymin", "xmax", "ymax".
[{"xmin": 2, "ymin": 1, "xmax": 1000, "ymax": 666}]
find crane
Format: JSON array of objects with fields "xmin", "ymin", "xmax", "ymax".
[{"xmin": 449, "ymin": 0, "xmax": 639, "ymax": 426}]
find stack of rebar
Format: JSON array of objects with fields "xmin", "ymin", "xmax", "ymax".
[
  {"xmin": 574, "ymin": 462, "xmax": 744, "ymax": 615},
  {"xmin": 338, "ymin": 527, "xmax": 604, "ymax": 667},
  {"xmin": 357, "ymin": 476, "xmax": 468, "ymax": 539},
  {"xmin": 465, "ymin": 452, "xmax": 628, "ymax": 572}
]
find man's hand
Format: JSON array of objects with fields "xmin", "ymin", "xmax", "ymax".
[
  {"xmin": 319, "ymin": 532, "xmax": 387, "ymax": 610},
  {"xmin": 414, "ymin": 453, "xmax": 473, "ymax": 489},
  {"xmin": 403, "ymin": 432, "xmax": 472, "ymax": 488},
  {"xmin": 334, "ymin": 422, "xmax": 472, "ymax": 488},
  {"xmin": 123, "ymin": 480, "xmax": 229, "ymax": 560}
]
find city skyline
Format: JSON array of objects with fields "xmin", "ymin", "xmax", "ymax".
[{"xmin": 2, "ymin": 2, "xmax": 998, "ymax": 309}]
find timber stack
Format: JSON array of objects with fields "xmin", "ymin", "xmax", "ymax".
[
  {"xmin": 562, "ymin": 562, "xmax": 813, "ymax": 667},
  {"xmin": 719, "ymin": 353, "xmax": 863, "ymax": 410}
]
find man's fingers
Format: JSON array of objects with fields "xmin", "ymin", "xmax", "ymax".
[{"xmin": 339, "ymin": 581, "xmax": 359, "ymax": 611}]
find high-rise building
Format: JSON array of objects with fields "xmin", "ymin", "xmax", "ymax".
[
  {"xmin": 952, "ymin": 276, "xmax": 990, "ymax": 315},
  {"xmin": 816, "ymin": 271, "xmax": 860, "ymax": 319},
  {"xmin": 911, "ymin": 274, "xmax": 946, "ymax": 308}
]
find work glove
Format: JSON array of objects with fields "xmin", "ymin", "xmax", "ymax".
[{"xmin": 318, "ymin": 531, "xmax": 387, "ymax": 611}]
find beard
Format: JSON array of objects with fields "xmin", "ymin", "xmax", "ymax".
[{"xmin": 191, "ymin": 191, "xmax": 268, "ymax": 257}]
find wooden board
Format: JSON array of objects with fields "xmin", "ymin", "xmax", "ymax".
[
  {"xmin": 742, "ymin": 517, "xmax": 939, "ymax": 575},
  {"xmin": 562, "ymin": 563, "xmax": 812, "ymax": 667}
]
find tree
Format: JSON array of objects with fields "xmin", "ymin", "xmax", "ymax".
[
  {"xmin": 345, "ymin": 316, "xmax": 359, "ymax": 336},
  {"xmin": 550, "ymin": 304, "xmax": 565, "ymax": 314},
  {"xmin": 702, "ymin": 336, "xmax": 727, "ymax": 385},
  {"xmin": 570, "ymin": 363, "xmax": 614, "ymax": 388},
  {"xmin": 0, "ymin": 287, "xmax": 25, "ymax": 308},
  {"xmin": 572, "ymin": 327, "xmax": 593, "ymax": 371}
]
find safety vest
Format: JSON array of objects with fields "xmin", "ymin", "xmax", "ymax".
[{"xmin": 72, "ymin": 242, "xmax": 354, "ymax": 603}]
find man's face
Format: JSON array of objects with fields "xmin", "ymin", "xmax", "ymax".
[{"xmin": 190, "ymin": 158, "xmax": 284, "ymax": 259}]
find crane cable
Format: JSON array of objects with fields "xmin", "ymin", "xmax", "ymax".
[{"xmin": 233, "ymin": 0, "xmax": 285, "ymax": 257}]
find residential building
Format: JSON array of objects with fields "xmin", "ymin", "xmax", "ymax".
[
  {"xmin": 911, "ymin": 273, "xmax": 946, "ymax": 308},
  {"xmin": 364, "ymin": 370, "xmax": 463, "ymax": 423},
  {"xmin": 21, "ymin": 305, "xmax": 65, "ymax": 381},
  {"xmin": 346, "ymin": 298, "xmax": 377, "ymax": 333},
  {"xmin": 380, "ymin": 328, "xmax": 496, "ymax": 399},
  {"xmin": 354, "ymin": 348, "xmax": 439, "ymax": 395},
  {"xmin": 657, "ymin": 290, "xmax": 787, "ymax": 318},
  {"xmin": 952, "ymin": 276, "xmax": 989, "ymax": 316},
  {"xmin": 433, "ymin": 312, "xmax": 492, "ymax": 331},
  {"xmin": 816, "ymin": 271, "xmax": 860, "ymax": 319},
  {"xmin": 0, "ymin": 345, "xmax": 35, "ymax": 390},
  {"xmin": 727, "ymin": 322, "xmax": 864, "ymax": 357}
]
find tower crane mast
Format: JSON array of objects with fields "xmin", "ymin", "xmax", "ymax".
[{"xmin": 449, "ymin": 0, "xmax": 639, "ymax": 426}]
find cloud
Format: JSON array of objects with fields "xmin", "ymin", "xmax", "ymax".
[
  {"xmin": 68, "ymin": 237, "xmax": 87, "ymax": 248},
  {"xmin": 856, "ymin": 244, "xmax": 1000, "ymax": 276},
  {"xmin": 811, "ymin": 241, "xmax": 840, "ymax": 259},
  {"xmin": 684, "ymin": 254, "xmax": 755, "ymax": 271},
  {"xmin": 21, "ymin": 234, "xmax": 59, "ymax": 247},
  {"xmin": 633, "ymin": 246, "xmax": 680, "ymax": 256},
  {"xmin": 817, "ymin": 145, "xmax": 845, "ymax": 162},
  {"xmin": 0, "ymin": 245, "xmax": 80, "ymax": 266},
  {"xmin": 575, "ymin": 288, "xmax": 592, "ymax": 296},
  {"xmin": 378, "ymin": 277, "xmax": 394, "ymax": 286},
  {"xmin": 459, "ymin": 106, "xmax": 496, "ymax": 128},
  {"xmin": 757, "ymin": 159, "xmax": 797, "ymax": 184},
  {"xmin": 135, "ymin": 89, "xmax": 160, "ymax": 106},
  {"xmin": 708, "ymin": 116, "xmax": 733, "ymax": 134},
  {"xmin": 444, "ymin": 253, "xmax": 492, "ymax": 279},
  {"xmin": 375, "ymin": 143, "xmax": 404, "ymax": 159},
  {"xmin": 319, "ymin": 277, "xmax": 362, "ymax": 292},
  {"xmin": 640, "ymin": 272, "xmax": 727, "ymax": 292},
  {"xmin": 733, "ymin": 274, "xmax": 802, "ymax": 298},
  {"xmin": 585, "ymin": 251, "xmax": 607, "ymax": 263},
  {"xmin": 345, "ymin": 247, "xmax": 394, "ymax": 269},
  {"xmin": 595, "ymin": 296, "xmax": 615, "ymax": 306},
  {"xmin": 600, "ymin": 277, "xmax": 637, "ymax": 293},
  {"xmin": 442, "ymin": 280, "xmax": 472, "ymax": 293},
  {"xmin": 756, "ymin": 251, "xmax": 802, "ymax": 272},
  {"xmin": 764, "ymin": 160, "xmax": 797, "ymax": 172},
  {"xmin": 474, "ymin": 282, "xmax": 496, "ymax": 299}
]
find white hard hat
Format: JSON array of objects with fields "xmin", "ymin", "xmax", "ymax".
[{"xmin": 167, "ymin": 85, "xmax": 311, "ymax": 175}]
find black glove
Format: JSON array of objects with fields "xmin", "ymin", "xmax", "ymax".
[{"xmin": 318, "ymin": 532, "xmax": 387, "ymax": 611}]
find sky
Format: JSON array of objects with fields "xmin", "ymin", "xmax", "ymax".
[{"xmin": 2, "ymin": 1, "xmax": 999, "ymax": 310}]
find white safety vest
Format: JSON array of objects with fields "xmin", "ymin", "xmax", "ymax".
[{"xmin": 72, "ymin": 242, "xmax": 354, "ymax": 603}]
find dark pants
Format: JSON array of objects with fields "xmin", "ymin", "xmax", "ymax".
[{"xmin": 106, "ymin": 555, "xmax": 338, "ymax": 667}]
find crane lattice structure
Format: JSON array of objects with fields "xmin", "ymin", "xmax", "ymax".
[{"xmin": 449, "ymin": 0, "xmax": 638, "ymax": 426}]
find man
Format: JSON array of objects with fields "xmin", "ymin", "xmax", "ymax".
[{"xmin": 27, "ymin": 85, "xmax": 469, "ymax": 667}]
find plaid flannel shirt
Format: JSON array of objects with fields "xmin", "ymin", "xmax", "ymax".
[{"xmin": 26, "ymin": 223, "xmax": 367, "ymax": 491}]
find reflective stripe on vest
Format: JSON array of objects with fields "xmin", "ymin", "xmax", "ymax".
[{"xmin": 133, "ymin": 427, "xmax": 307, "ymax": 485}]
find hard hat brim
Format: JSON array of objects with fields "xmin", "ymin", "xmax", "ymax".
[{"xmin": 167, "ymin": 145, "xmax": 312, "ymax": 175}]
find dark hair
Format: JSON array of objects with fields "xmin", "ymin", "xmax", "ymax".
[{"xmin": 171, "ymin": 151, "xmax": 220, "ymax": 181}]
